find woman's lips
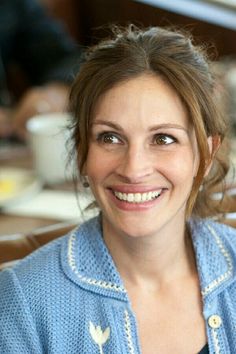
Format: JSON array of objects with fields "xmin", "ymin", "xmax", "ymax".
[
  {"xmin": 108, "ymin": 185, "xmax": 166, "ymax": 193},
  {"xmin": 107, "ymin": 186, "xmax": 167, "ymax": 210},
  {"xmin": 113, "ymin": 189, "xmax": 162, "ymax": 203}
]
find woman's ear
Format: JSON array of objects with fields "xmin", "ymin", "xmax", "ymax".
[
  {"xmin": 80, "ymin": 163, "xmax": 90, "ymax": 188},
  {"xmin": 204, "ymin": 135, "xmax": 221, "ymax": 177}
]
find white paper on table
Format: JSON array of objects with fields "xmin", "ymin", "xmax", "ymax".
[
  {"xmin": 2, "ymin": 190, "xmax": 98, "ymax": 221},
  {"xmin": 225, "ymin": 212, "xmax": 236, "ymax": 219}
]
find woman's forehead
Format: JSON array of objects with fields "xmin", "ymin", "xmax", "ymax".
[{"xmin": 91, "ymin": 74, "xmax": 192, "ymax": 130}]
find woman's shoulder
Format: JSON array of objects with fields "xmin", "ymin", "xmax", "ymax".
[
  {"xmin": 191, "ymin": 217, "xmax": 236, "ymax": 240},
  {"xmin": 190, "ymin": 217, "xmax": 236, "ymax": 261},
  {"xmin": 0, "ymin": 230, "xmax": 72, "ymax": 289},
  {"xmin": 0, "ymin": 216, "xmax": 100, "ymax": 286},
  {"xmin": 190, "ymin": 218, "xmax": 236, "ymax": 296}
]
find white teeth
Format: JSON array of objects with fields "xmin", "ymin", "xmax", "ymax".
[
  {"xmin": 127, "ymin": 193, "xmax": 134, "ymax": 202},
  {"xmin": 141, "ymin": 193, "xmax": 147, "ymax": 202},
  {"xmin": 134, "ymin": 193, "xmax": 141, "ymax": 203},
  {"xmin": 117, "ymin": 192, "xmax": 123, "ymax": 200},
  {"xmin": 114, "ymin": 190, "xmax": 162, "ymax": 203}
]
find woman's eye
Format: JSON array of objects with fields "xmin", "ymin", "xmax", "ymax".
[
  {"xmin": 97, "ymin": 132, "xmax": 121, "ymax": 144},
  {"xmin": 154, "ymin": 134, "xmax": 176, "ymax": 145}
]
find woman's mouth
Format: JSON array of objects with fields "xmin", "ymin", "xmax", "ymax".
[{"xmin": 113, "ymin": 189, "xmax": 163, "ymax": 203}]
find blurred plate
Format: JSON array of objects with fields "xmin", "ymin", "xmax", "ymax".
[{"xmin": 0, "ymin": 167, "xmax": 42, "ymax": 208}]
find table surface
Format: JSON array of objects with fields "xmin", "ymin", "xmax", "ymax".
[{"xmin": 0, "ymin": 142, "xmax": 72, "ymax": 236}]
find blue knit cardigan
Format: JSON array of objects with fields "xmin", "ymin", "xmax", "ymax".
[{"xmin": 0, "ymin": 216, "xmax": 236, "ymax": 353}]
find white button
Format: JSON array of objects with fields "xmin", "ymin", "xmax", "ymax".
[{"xmin": 208, "ymin": 315, "xmax": 222, "ymax": 329}]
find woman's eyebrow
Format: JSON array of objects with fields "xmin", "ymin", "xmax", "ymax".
[
  {"xmin": 149, "ymin": 124, "xmax": 188, "ymax": 133},
  {"xmin": 92, "ymin": 120, "xmax": 188, "ymax": 133},
  {"xmin": 92, "ymin": 120, "xmax": 123, "ymax": 131}
]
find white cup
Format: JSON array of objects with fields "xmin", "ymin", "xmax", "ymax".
[{"xmin": 26, "ymin": 112, "xmax": 74, "ymax": 184}]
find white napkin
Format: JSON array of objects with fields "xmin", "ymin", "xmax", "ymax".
[{"xmin": 3, "ymin": 190, "xmax": 97, "ymax": 221}]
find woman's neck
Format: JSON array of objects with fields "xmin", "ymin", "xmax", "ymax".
[{"xmin": 103, "ymin": 219, "xmax": 196, "ymax": 290}]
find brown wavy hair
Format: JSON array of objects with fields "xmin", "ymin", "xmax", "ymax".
[{"xmin": 69, "ymin": 25, "xmax": 229, "ymax": 218}]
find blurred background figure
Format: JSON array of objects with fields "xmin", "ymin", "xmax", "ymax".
[{"xmin": 0, "ymin": 0, "xmax": 82, "ymax": 139}]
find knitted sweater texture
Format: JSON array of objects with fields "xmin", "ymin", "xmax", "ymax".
[{"xmin": 0, "ymin": 216, "xmax": 236, "ymax": 353}]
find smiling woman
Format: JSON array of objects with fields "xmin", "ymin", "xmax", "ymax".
[
  {"xmin": 0, "ymin": 25, "xmax": 235, "ymax": 354},
  {"xmin": 70, "ymin": 26, "xmax": 227, "ymax": 219},
  {"xmin": 85, "ymin": 74, "xmax": 200, "ymax": 240}
]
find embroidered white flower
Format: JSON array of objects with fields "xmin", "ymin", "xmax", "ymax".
[{"xmin": 89, "ymin": 321, "xmax": 110, "ymax": 354}]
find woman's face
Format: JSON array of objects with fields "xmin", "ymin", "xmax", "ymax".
[{"xmin": 84, "ymin": 74, "xmax": 200, "ymax": 239}]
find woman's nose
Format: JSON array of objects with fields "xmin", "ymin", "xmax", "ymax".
[{"xmin": 116, "ymin": 145, "xmax": 154, "ymax": 182}]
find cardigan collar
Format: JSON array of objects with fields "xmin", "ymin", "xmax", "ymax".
[
  {"xmin": 190, "ymin": 218, "xmax": 236, "ymax": 300},
  {"xmin": 61, "ymin": 215, "xmax": 129, "ymax": 301},
  {"xmin": 61, "ymin": 216, "xmax": 236, "ymax": 301}
]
